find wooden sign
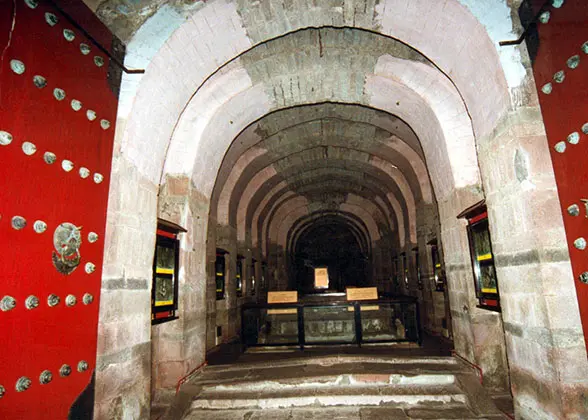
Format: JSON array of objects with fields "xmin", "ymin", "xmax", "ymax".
[
  {"xmin": 346, "ymin": 287, "xmax": 378, "ymax": 301},
  {"xmin": 267, "ymin": 291, "xmax": 298, "ymax": 304}
]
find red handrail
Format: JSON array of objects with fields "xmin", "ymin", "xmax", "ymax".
[
  {"xmin": 175, "ymin": 361, "xmax": 208, "ymax": 395},
  {"xmin": 451, "ymin": 350, "xmax": 483, "ymax": 384}
]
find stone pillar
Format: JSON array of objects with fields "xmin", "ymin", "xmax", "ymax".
[
  {"xmin": 478, "ymin": 106, "xmax": 588, "ymax": 417},
  {"xmin": 95, "ymin": 153, "xmax": 157, "ymax": 420},
  {"xmin": 150, "ymin": 177, "xmax": 208, "ymax": 409},
  {"xmin": 439, "ymin": 186, "xmax": 510, "ymax": 392}
]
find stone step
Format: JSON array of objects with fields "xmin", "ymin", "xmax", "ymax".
[
  {"xmin": 189, "ymin": 383, "xmax": 467, "ymax": 410},
  {"xmin": 183, "ymin": 404, "xmax": 505, "ymax": 420},
  {"xmin": 199, "ymin": 372, "xmax": 458, "ymax": 392},
  {"xmin": 202, "ymin": 355, "xmax": 461, "ymax": 373},
  {"xmin": 171, "ymin": 355, "xmax": 506, "ymax": 419},
  {"xmin": 194, "ymin": 356, "xmax": 469, "ymax": 388}
]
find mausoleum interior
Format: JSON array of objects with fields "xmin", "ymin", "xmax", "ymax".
[{"xmin": 1, "ymin": 0, "xmax": 588, "ymax": 419}]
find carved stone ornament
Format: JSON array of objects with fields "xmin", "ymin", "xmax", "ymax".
[{"xmin": 52, "ymin": 223, "xmax": 82, "ymax": 275}]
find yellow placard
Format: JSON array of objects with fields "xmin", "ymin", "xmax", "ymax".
[
  {"xmin": 314, "ymin": 267, "xmax": 329, "ymax": 289},
  {"xmin": 156, "ymin": 268, "xmax": 174, "ymax": 275},
  {"xmin": 477, "ymin": 253, "xmax": 493, "ymax": 261},
  {"xmin": 155, "ymin": 300, "xmax": 173, "ymax": 306},
  {"xmin": 481, "ymin": 287, "xmax": 497, "ymax": 293},
  {"xmin": 346, "ymin": 287, "xmax": 378, "ymax": 301},
  {"xmin": 268, "ymin": 308, "xmax": 297, "ymax": 315},
  {"xmin": 360, "ymin": 305, "xmax": 380, "ymax": 311},
  {"xmin": 267, "ymin": 291, "xmax": 298, "ymax": 304}
]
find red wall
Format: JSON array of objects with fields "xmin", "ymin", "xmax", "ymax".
[
  {"xmin": 530, "ymin": 0, "xmax": 588, "ymax": 348},
  {"xmin": 0, "ymin": 0, "xmax": 118, "ymax": 417}
]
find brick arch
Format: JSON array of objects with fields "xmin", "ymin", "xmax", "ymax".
[
  {"xmin": 268, "ymin": 198, "xmax": 385, "ymax": 259},
  {"xmin": 247, "ymin": 174, "xmax": 396, "ymax": 250},
  {"xmin": 241, "ymin": 165, "xmax": 408, "ymax": 248},
  {"xmin": 231, "ymin": 147, "xmax": 414, "ymax": 239},
  {"xmin": 214, "ymin": 118, "xmax": 428, "ymax": 228},
  {"xmin": 163, "ymin": 30, "xmax": 479, "ymax": 202},
  {"xmin": 120, "ymin": 0, "xmax": 509, "ymax": 192},
  {"xmin": 213, "ymin": 108, "xmax": 433, "ymax": 225},
  {"xmin": 287, "ymin": 211, "xmax": 375, "ymax": 259},
  {"xmin": 263, "ymin": 186, "xmax": 394, "ymax": 255}
]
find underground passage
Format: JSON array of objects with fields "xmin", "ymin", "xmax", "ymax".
[{"xmin": 1, "ymin": 0, "xmax": 588, "ymax": 419}]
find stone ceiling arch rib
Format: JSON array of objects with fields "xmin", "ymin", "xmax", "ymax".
[
  {"xmin": 247, "ymin": 173, "xmax": 396, "ymax": 250},
  {"xmin": 214, "ymin": 119, "xmax": 430, "ymax": 227},
  {"xmin": 212, "ymin": 108, "xmax": 431, "ymax": 219},
  {"xmin": 120, "ymin": 2, "xmax": 510, "ymax": 196},
  {"xmin": 275, "ymin": 206, "xmax": 370, "ymax": 257},
  {"xmin": 216, "ymin": 146, "xmax": 267, "ymax": 225},
  {"xmin": 268, "ymin": 199, "xmax": 383, "ymax": 258},
  {"xmin": 245, "ymin": 168, "xmax": 405, "ymax": 248},
  {"xmin": 231, "ymin": 147, "xmax": 414, "ymax": 233},
  {"xmin": 265, "ymin": 188, "xmax": 392, "ymax": 255},
  {"xmin": 215, "ymin": 104, "xmax": 425, "ymax": 174},
  {"xmin": 165, "ymin": 59, "xmax": 473, "ymax": 208},
  {"xmin": 284, "ymin": 181, "xmax": 395, "ymax": 231},
  {"xmin": 249, "ymin": 170, "xmax": 402, "ymax": 249}
]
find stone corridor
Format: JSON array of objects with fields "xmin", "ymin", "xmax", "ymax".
[{"xmin": 2, "ymin": 0, "xmax": 588, "ymax": 419}]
